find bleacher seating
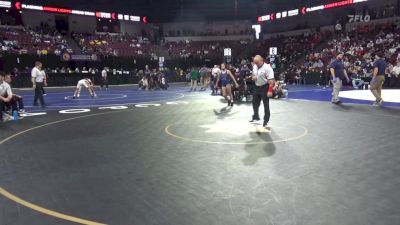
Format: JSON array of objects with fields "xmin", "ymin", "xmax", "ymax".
[
  {"xmin": 72, "ymin": 33, "xmax": 157, "ymax": 58},
  {"xmin": 0, "ymin": 26, "xmax": 71, "ymax": 55},
  {"xmin": 166, "ymin": 40, "xmax": 250, "ymax": 59}
]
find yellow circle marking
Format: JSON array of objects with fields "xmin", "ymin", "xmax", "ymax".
[
  {"xmin": 0, "ymin": 105, "xmax": 308, "ymax": 224},
  {"xmin": 0, "ymin": 187, "xmax": 106, "ymax": 225},
  {"xmin": 165, "ymin": 124, "xmax": 308, "ymax": 145},
  {"xmin": 0, "ymin": 98, "xmax": 188, "ymax": 224},
  {"xmin": 0, "ymin": 109, "xmax": 135, "ymax": 225},
  {"xmin": 0, "ymin": 110, "xmax": 130, "ymax": 145}
]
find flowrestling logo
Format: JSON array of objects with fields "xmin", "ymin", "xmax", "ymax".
[{"xmin": 348, "ymin": 14, "xmax": 370, "ymax": 23}]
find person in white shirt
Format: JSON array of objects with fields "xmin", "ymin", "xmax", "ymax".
[
  {"xmin": 376, "ymin": 37, "xmax": 383, "ymax": 45},
  {"xmin": 390, "ymin": 60, "xmax": 400, "ymax": 87},
  {"xmin": 101, "ymin": 67, "xmax": 109, "ymax": 90},
  {"xmin": 391, "ymin": 64, "xmax": 400, "ymax": 76},
  {"xmin": 250, "ymin": 55, "xmax": 275, "ymax": 128},
  {"xmin": 82, "ymin": 67, "xmax": 89, "ymax": 73},
  {"xmin": 4, "ymin": 74, "xmax": 25, "ymax": 113},
  {"xmin": 73, "ymin": 78, "xmax": 97, "ymax": 99},
  {"xmin": 335, "ymin": 22, "xmax": 342, "ymax": 39},
  {"xmin": 366, "ymin": 41, "xmax": 374, "ymax": 48},
  {"xmin": 211, "ymin": 65, "xmax": 221, "ymax": 95},
  {"xmin": 41, "ymin": 69, "xmax": 47, "ymax": 96},
  {"xmin": 31, "ymin": 61, "xmax": 46, "ymax": 108},
  {"xmin": 0, "ymin": 72, "xmax": 13, "ymax": 122}
]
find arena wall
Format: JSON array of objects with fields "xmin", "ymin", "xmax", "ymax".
[
  {"xmin": 162, "ymin": 20, "xmax": 252, "ymax": 37},
  {"xmin": 20, "ymin": 10, "xmax": 148, "ymax": 35},
  {"xmin": 69, "ymin": 15, "xmax": 97, "ymax": 33},
  {"xmin": 21, "ymin": 10, "xmax": 56, "ymax": 29},
  {"xmin": 164, "ymin": 35, "xmax": 253, "ymax": 42}
]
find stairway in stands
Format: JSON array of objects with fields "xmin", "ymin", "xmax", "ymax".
[
  {"xmin": 237, "ymin": 41, "xmax": 257, "ymax": 60},
  {"xmin": 64, "ymin": 35, "xmax": 82, "ymax": 53},
  {"xmin": 155, "ymin": 44, "xmax": 171, "ymax": 60},
  {"xmin": 292, "ymin": 33, "xmax": 333, "ymax": 66}
]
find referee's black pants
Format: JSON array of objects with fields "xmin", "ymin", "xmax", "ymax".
[
  {"xmin": 101, "ymin": 78, "xmax": 109, "ymax": 89},
  {"xmin": 33, "ymin": 82, "xmax": 45, "ymax": 107},
  {"xmin": 252, "ymin": 84, "xmax": 270, "ymax": 123}
]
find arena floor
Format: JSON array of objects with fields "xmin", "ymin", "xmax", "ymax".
[{"xmin": 1, "ymin": 84, "xmax": 400, "ymax": 225}]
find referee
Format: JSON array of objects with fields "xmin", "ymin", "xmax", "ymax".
[
  {"xmin": 250, "ymin": 55, "xmax": 275, "ymax": 128},
  {"xmin": 31, "ymin": 61, "xmax": 46, "ymax": 108},
  {"xmin": 101, "ymin": 67, "xmax": 109, "ymax": 90}
]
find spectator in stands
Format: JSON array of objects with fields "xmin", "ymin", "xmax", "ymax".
[
  {"xmin": 82, "ymin": 67, "xmax": 89, "ymax": 73},
  {"xmin": 89, "ymin": 68, "xmax": 97, "ymax": 74},
  {"xmin": 349, "ymin": 66, "xmax": 364, "ymax": 89},
  {"xmin": 390, "ymin": 60, "xmax": 400, "ymax": 87}
]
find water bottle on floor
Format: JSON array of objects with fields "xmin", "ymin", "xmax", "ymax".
[{"xmin": 12, "ymin": 111, "xmax": 19, "ymax": 120}]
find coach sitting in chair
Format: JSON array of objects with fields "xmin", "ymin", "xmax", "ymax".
[
  {"xmin": 4, "ymin": 74, "xmax": 25, "ymax": 113},
  {"xmin": 0, "ymin": 72, "xmax": 13, "ymax": 122}
]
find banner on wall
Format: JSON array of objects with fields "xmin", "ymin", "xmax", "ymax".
[
  {"xmin": 224, "ymin": 48, "xmax": 232, "ymax": 56},
  {"xmin": 269, "ymin": 47, "xmax": 278, "ymax": 56},
  {"xmin": 348, "ymin": 14, "xmax": 370, "ymax": 23},
  {"xmin": 62, "ymin": 53, "xmax": 99, "ymax": 61}
]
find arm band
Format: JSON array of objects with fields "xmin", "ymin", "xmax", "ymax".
[
  {"xmin": 268, "ymin": 81, "xmax": 275, "ymax": 93},
  {"xmin": 268, "ymin": 85, "xmax": 273, "ymax": 93}
]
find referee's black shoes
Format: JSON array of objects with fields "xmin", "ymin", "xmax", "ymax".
[
  {"xmin": 249, "ymin": 118, "xmax": 261, "ymax": 124},
  {"xmin": 331, "ymin": 101, "xmax": 343, "ymax": 105}
]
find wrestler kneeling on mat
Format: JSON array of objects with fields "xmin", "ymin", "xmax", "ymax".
[{"xmin": 73, "ymin": 78, "xmax": 97, "ymax": 99}]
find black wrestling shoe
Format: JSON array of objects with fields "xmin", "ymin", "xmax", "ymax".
[
  {"xmin": 263, "ymin": 121, "xmax": 269, "ymax": 128},
  {"xmin": 331, "ymin": 101, "xmax": 342, "ymax": 105},
  {"xmin": 230, "ymin": 101, "xmax": 234, "ymax": 107}
]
